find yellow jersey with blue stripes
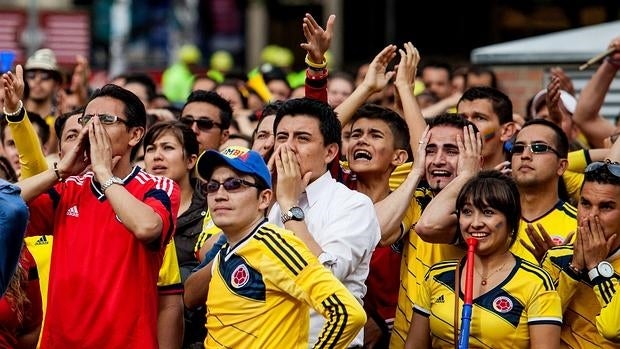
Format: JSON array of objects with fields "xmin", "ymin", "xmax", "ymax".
[
  {"xmin": 414, "ymin": 257, "xmax": 562, "ymax": 349},
  {"xmin": 205, "ymin": 222, "xmax": 365, "ymax": 349},
  {"xmin": 512, "ymin": 201, "xmax": 577, "ymax": 263},
  {"xmin": 542, "ymin": 245, "xmax": 620, "ymax": 348},
  {"xmin": 594, "ymin": 275, "xmax": 620, "ymax": 342}
]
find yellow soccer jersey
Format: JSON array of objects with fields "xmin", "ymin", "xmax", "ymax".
[
  {"xmin": 157, "ymin": 239, "xmax": 183, "ymax": 293},
  {"xmin": 414, "ymin": 257, "xmax": 562, "ymax": 349},
  {"xmin": 193, "ymin": 208, "xmax": 222, "ymax": 258},
  {"xmin": 389, "ymin": 162, "xmax": 413, "ymax": 191},
  {"xmin": 511, "ymin": 201, "xmax": 577, "ymax": 263},
  {"xmin": 390, "ymin": 187, "xmax": 440, "ymax": 348},
  {"xmin": 593, "ymin": 274, "xmax": 620, "ymax": 342},
  {"xmin": 542, "ymin": 245, "xmax": 620, "ymax": 348},
  {"xmin": 205, "ymin": 222, "xmax": 366, "ymax": 349}
]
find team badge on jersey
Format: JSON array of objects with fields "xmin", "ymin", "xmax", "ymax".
[
  {"xmin": 551, "ymin": 235, "xmax": 564, "ymax": 245},
  {"xmin": 231, "ymin": 264, "xmax": 250, "ymax": 288},
  {"xmin": 493, "ymin": 296, "xmax": 513, "ymax": 313}
]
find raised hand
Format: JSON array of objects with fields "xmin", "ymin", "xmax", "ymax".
[
  {"xmin": 300, "ymin": 13, "xmax": 335, "ymax": 64},
  {"xmin": 545, "ymin": 76, "xmax": 564, "ymax": 125},
  {"xmin": 394, "ymin": 42, "xmax": 420, "ymax": 89},
  {"xmin": 549, "ymin": 67, "xmax": 575, "ymax": 95},
  {"xmin": 2, "ymin": 64, "xmax": 25, "ymax": 112},
  {"xmin": 361, "ymin": 45, "xmax": 397, "ymax": 93}
]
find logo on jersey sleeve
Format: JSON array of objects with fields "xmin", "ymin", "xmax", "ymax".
[
  {"xmin": 493, "ymin": 296, "xmax": 513, "ymax": 313},
  {"xmin": 231, "ymin": 264, "xmax": 250, "ymax": 288},
  {"xmin": 66, "ymin": 205, "xmax": 79, "ymax": 217}
]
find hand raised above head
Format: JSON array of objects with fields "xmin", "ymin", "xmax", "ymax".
[
  {"xmin": 300, "ymin": 13, "xmax": 335, "ymax": 65},
  {"xmin": 361, "ymin": 45, "xmax": 397, "ymax": 93},
  {"xmin": 2, "ymin": 64, "xmax": 24, "ymax": 112},
  {"xmin": 394, "ymin": 42, "xmax": 420, "ymax": 89}
]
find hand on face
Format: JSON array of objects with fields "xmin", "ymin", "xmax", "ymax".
[
  {"xmin": 580, "ymin": 216, "xmax": 617, "ymax": 270},
  {"xmin": 274, "ymin": 144, "xmax": 311, "ymax": 210},
  {"xmin": 88, "ymin": 116, "xmax": 121, "ymax": 181},
  {"xmin": 456, "ymin": 125, "xmax": 482, "ymax": 177}
]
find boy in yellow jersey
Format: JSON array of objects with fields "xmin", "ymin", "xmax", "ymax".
[
  {"xmin": 186, "ymin": 146, "xmax": 365, "ymax": 349},
  {"xmin": 542, "ymin": 161, "xmax": 620, "ymax": 348}
]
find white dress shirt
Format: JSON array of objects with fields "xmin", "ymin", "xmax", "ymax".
[{"xmin": 268, "ymin": 171, "xmax": 381, "ymax": 348}]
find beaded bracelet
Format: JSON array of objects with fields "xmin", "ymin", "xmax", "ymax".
[
  {"xmin": 305, "ymin": 54, "xmax": 327, "ymax": 70},
  {"xmin": 3, "ymin": 100, "xmax": 23, "ymax": 117}
]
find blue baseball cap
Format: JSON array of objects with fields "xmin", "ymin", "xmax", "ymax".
[{"xmin": 196, "ymin": 146, "xmax": 272, "ymax": 189}]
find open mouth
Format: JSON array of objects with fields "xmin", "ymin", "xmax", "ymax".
[
  {"xmin": 353, "ymin": 149, "xmax": 372, "ymax": 161},
  {"xmin": 469, "ymin": 232, "xmax": 490, "ymax": 239},
  {"xmin": 430, "ymin": 170, "xmax": 451, "ymax": 177}
]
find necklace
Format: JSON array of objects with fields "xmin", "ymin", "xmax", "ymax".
[{"xmin": 475, "ymin": 262, "xmax": 507, "ymax": 286}]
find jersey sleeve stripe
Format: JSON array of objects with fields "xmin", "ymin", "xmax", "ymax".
[
  {"xmin": 528, "ymin": 317, "xmax": 562, "ymax": 325},
  {"xmin": 254, "ymin": 234, "xmax": 303, "ymax": 276},
  {"xmin": 314, "ymin": 294, "xmax": 348, "ymax": 349},
  {"xmin": 255, "ymin": 230, "xmax": 307, "ymax": 270},
  {"xmin": 413, "ymin": 304, "xmax": 431, "ymax": 317},
  {"xmin": 260, "ymin": 227, "xmax": 308, "ymax": 267},
  {"xmin": 596, "ymin": 279, "xmax": 616, "ymax": 304},
  {"xmin": 520, "ymin": 263, "xmax": 554, "ymax": 291}
]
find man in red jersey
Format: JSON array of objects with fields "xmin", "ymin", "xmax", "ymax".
[{"xmin": 18, "ymin": 84, "xmax": 180, "ymax": 348}]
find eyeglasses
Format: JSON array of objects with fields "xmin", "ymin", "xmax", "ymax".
[
  {"xmin": 77, "ymin": 113, "xmax": 128, "ymax": 126},
  {"xmin": 180, "ymin": 116, "xmax": 222, "ymax": 132},
  {"xmin": 25, "ymin": 70, "xmax": 54, "ymax": 81},
  {"xmin": 585, "ymin": 160, "xmax": 620, "ymax": 177},
  {"xmin": 202, "ymin": 178, "xmax": 261, "ymax": 194},
  {"xmin": 510, "ymin": 143, "xmax": 560, "ymax": 157}
]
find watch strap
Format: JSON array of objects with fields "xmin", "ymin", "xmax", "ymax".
[
  {"xmin": 101, "ymin": 176, "xmax": 123, "ymax": 193},
  {"xmin": 588, "ymin": 267, "xmax": 600, "ymax": 282}
]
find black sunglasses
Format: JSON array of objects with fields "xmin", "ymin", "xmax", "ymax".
[
  {"xmin": 25, "ymin": 70, "xmax": 54, "ymax": 81},
  {"xmin": 180, "ymin": 116, "xmax": 222, "ymax": 132},
  {"xmin": 585, "ymin": 160, "xmax": 620, "ymax": 177},
  {"xmin": 202, "ymin": 178, "xmax": 261, "ymax": 194},
  {"xmin": 510, "ymin": 143, "xmax": 560, "ymax": 157}
]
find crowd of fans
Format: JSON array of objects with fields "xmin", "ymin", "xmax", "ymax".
[{"xmin": 1, "ymin": 12, "xmax": 620, "ymax": 349}]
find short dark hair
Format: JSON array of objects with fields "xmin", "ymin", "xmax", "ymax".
[
  {"xmin": 124, "ymin": 72, "xmax": 157, "ymax": 101},
  {"xmin": 456, "ymin": 170, "xmax": 521, "ymax": 248},
  {"xmin": 274, "ymin": 98, "xmax": 341, "ymax": 150},
  {"xmin": 350, "ymin": 103, "xmax": 410, "ymax": 151},
  {"xmin": 520, "ymin": 118, "xmax": 569, "ymax": 158},
  {"xmin": 87, "ymin": 84, "xmax": 147, "ymax": 130},
  {"xmin": 466, "ymin": 65, "xmax": 498, "ymax": 89},
  {"xmin": 143, "ymin": 120, "xmax": 199, "ymax": 159},
  {"xmin": 459, "ymin": 86, "xmax": 513, "ymax": 125},
  {"xmin": 421, "ymin": 60, "xmax": 453, "ymax": 79},
  {"xmin": 427, "ymin": 112, "xmax": 479, "ymax": 134},
  {"xmin": 182, "ymin": 90, "xmax": 232, "ymax": 130},
  {"xmin": 55, "ymin": 108, "xmax": 84, "ymax": 142}
]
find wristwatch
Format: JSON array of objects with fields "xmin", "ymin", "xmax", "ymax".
[
  {"xmin": 281, "ymin": 206, "xmax": 304, "ymax": 224},
  {"xmin": 100, "ymin": 176, "xmax": 123, "ymax": 193},
  {"xmin": 587, "ymin": 261, "xmax": 615, "ymax": 281}
]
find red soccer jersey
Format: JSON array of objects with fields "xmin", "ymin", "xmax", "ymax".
[{"xmin": 28, "ymin": 168, "xmax": 180, "ymax": 349}]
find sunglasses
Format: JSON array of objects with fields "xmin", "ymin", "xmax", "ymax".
[
  {"xmin": 510, "ymin": 142, "xmax": 560, "ymax": 157},
  {"xmin": 25, "ymin": 70, "xmax": 54, "ymax": 81},
  {"xmin": 77, "ymin": 113, "xmax": 128, "ymax": 126},
  {"xmin": 180, "ymin": 116, "xmax": 222, "ymax": 132},
  {"xmin": 585, "ymin": 160, "xmax": 620, "ymax": 177},
  {"xmin": 202, "ymin": 178, "xmax": 261, "ymax": 194}
]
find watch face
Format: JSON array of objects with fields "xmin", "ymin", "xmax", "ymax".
[
  {"xmin": 598, "ymin": 261, "xmax": 615, "ymax": 278},
  {"xmin": 290, "ymin": 207, "xmax": 304, "ymax": 220}
]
